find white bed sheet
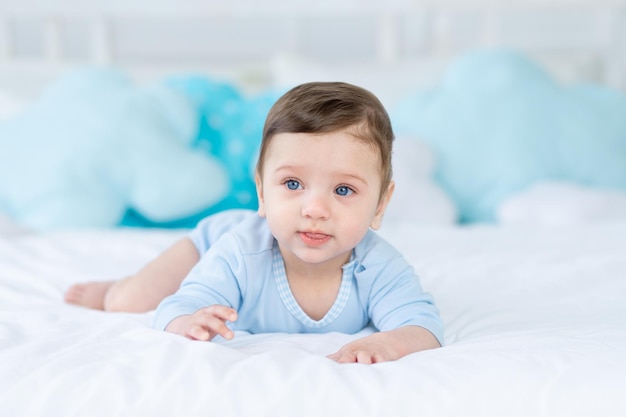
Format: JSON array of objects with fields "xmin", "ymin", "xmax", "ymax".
[{"xmin": 1, "ymin": 222, "xmax": 625, "ymax": 417}]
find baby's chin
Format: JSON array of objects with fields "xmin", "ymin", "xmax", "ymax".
[{"xmin": 286, "ymin": 245, "xmax": 353, "ymax": 268}]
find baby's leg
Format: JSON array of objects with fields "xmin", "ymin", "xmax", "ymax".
[
  {"xmin": 64, "ymin": 237, "xmax": 199, "ymax": 312},
  {"xmin": 104, "ymin": 237, "xmax": 199, "ymax": 312},
  {"xmin": 64, "ymin": 280, "xmax": 115, "ymax": 310},
  {"xmin": 64, "ymin": 209, "xmax": 252, "ymax": 312}
]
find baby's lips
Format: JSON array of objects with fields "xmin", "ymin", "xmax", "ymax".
[{"xmin": 305, "ymin": 232, "xmax": 328, "ymax": 239}]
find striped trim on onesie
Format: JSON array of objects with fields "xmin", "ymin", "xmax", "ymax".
[{"xmin": 272, "ymin": 242, "xmax": 355, "ymax": 328}]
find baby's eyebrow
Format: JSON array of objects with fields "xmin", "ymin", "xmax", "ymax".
[
  {"xmin": 340, "ymin": 173, "xmax": 368, "ymax": 184},
  {"xmin": 271, "ymin": 165, "xmax": 301, "ymax": 177},
  {"xmin": 273, "ymin": 165, "xmax": 298, "ymax": 172}
]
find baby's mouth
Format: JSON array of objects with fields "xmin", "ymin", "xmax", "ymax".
[{"xmin": 299, "ymin": 231, "xmax": 331, "ymax": 246}]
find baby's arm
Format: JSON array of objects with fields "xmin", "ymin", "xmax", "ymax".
[
  {"xmin": 327, "ymin": 325, "xmax": 439, "ymax": 364},
  {"xmin": 165, "ymin": 305, "xmax": 238, "ymax": 341}
]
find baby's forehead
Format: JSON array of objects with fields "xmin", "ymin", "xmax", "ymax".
[
  {"xmin": 265, "ymin": 132, "xmax": 384, "ymax": 177},
  {"xmin": 270, "ymin": 130, "xmax": 380, "ymax": 153}
]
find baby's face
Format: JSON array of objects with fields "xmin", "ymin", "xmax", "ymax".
[{"xmin": 256, "ymin": 130, "xmax": 392, "ymax": 269}]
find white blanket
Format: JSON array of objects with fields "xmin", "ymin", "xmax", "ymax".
[{"xmin": 1, "ymin": 222, "xmax": 625, "ymax": 417}]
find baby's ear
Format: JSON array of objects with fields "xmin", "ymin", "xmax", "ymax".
[
  {"xmin": 370, "ymin": 181, "xmax": 395, "ymax": 230},
  {"xmin": 255, "ymin": 173, "xmax": 266, "ymax": 217}
]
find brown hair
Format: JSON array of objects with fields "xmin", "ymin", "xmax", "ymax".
[{"xmin": 256, "ymin": 82, "xmax": 394, "ymax": 197}]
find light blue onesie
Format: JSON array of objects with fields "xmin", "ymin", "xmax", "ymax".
[{"xmin": 153, "ymin": 210, "xmax": 444, "ymax": 345}]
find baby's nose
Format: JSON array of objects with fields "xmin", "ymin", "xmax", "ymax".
[{"xmin": 301, "ymin": 193, "xmax": 330, "ymax": 219}]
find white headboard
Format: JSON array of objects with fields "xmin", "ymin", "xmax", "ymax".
[{"xmin": 1, "ymin": 0, "xmax": 625, "ymax": 100}]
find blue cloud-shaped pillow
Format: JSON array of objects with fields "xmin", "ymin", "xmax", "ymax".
[
  {"xmin": 391, "ymin": 49, "xmax": 626, "ymax": 223},
  {"xmin": 0, "ymin": 68, "xmax": 278, "ymax": 229}
]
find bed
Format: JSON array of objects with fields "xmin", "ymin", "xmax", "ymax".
[
  {"xmin": 2, "ymin": 2, "xmax": 626, "ymax": 416},
  {"xmin": 1, "ymin": 219, "xmax": 626, "ymax": 416}
]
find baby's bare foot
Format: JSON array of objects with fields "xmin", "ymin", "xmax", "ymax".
[{"xmin": 64, "ymin": 281, "xmax": 115, "ymax": 310}]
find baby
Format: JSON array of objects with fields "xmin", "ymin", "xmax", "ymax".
[{"xmin": 66, "ymin": 81, "xmax": 443, "ymax": 363}]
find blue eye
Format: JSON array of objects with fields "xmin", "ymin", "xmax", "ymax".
[
  {"xmin": 285, "ymin": 179, "xmax": 301, "ymax": 190},
  {"xmin": 335, "ymin": 185, "xmax": 354, "ymax": 196}
]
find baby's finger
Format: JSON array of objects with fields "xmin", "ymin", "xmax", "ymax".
[
  {"xmin": 206, "ymin": 305, "xmax": 238, "ymax": 323},
  {"xmin": 186, "ymin": 324, "xmax": 212, "ymax": 341},
  {"xmin": 202, "ymin": 314, "xmax": 235, "ymax": 340},
  {"xmin": 214, "ymin": 323, "xmax": 235, "ymax": 340},
  {"xmin": 328, "ymin": 350, "xmax": 356, "ymax": 364},
  {"xmin": 187, "ymin": 316, "xmax": 233, "ymax": 341},
  {"xmin": 355, "ymin": 351, "xmax": 374, "ymax": 364},
  {"xmin": 328, "ymin": 349, "xmax": 380, "ymax": 364}
]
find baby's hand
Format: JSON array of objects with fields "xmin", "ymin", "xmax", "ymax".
[
  {"xmin": 327, "ymin": 326, "xmax": 440, "ymax": 364},
  {"xmin": 327, "ymin": 332, "xmax": 400, "ymax": 364},
  {"xmin": 165, "ymin": 305, "xmax": 237, "ymax": 341}
]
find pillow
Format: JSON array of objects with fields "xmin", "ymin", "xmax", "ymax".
[
  {"xmin": 384, "ymin": 136, "xmax": 457, "ymax": 225},
  {"xmin": 391, "ymin": 48, "xmax": 626, "ymax": 223},
  {"xmin": 0, "ymin": 68, "xmax": 269, "ymax": 230},
  {"xmin": 0, "ymin": 67, "xmax": 287, "ymax": 230},
  {"xmin": 497, "ymin": 181, "xmax": 626, "ymax": 226}
]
